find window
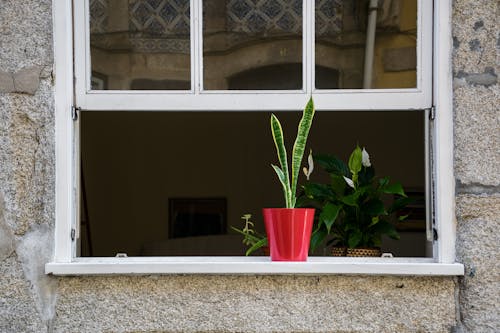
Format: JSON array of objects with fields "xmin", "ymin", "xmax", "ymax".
[
  {"xmin": 47, "ymin": 0, "xmax": 464, "ymax": 275},
  {"xmin": 74, "ymin": 0, "xmax": 432, "ymax": 110}
]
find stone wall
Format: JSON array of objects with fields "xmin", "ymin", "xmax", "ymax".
[
  {"xmin": 0, "ymin": 0, "xmax": 498, "ymax": 332},
  {"xmin": 452, "ymin": 0, "xmax": 500, "ymax": 332}
]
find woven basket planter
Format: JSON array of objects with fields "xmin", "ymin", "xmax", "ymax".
[
  {"xmin": 331, "ymin": 247, "xmax": 347, "ymax": 256},
  {"xmin": 346, "ymin": 247, "xmax": 382, "ymax": 257},
  {"xmin": 331, "ymin": 247, "xmax": 381, "ymax": 257}
]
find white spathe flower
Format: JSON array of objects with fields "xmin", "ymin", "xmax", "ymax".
[
  {"xmin": 343, "ymin": 176, "xmax": 355, "ymax": 189},
  {"xmin": 303, "ymin": 149, "xmax": 314, "ymax": 180},
  {"xmin": 362, "ymin": 147, "xmax": 371, "ymax": 167}
]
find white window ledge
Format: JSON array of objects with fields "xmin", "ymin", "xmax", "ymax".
[{"xmin": 46, "ymin": 257, "xmax": 464, "ymax": 276}]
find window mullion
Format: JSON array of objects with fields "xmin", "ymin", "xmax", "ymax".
[
  {"xmin": 304, "ymin": 0, "xmax": 314, "ymax": 94},
  {"xmin": 192, "ymin": 0, "xmax": 201, "ymax": 94}
]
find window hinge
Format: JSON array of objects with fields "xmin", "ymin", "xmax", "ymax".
[
  {"xmin": 433, "ymin": 228, "xmax": 438, "ymax": 241},
  {"xmin": 71, "ymin": 106, "xmax": 81, "ymax": 121},
  {"xmin": 71, "ymin": 228, "xmax": 76, "ymax": 241},
  {"xmin": 428, "ymin": 106, "xmax": 436, "ymax": 120}
]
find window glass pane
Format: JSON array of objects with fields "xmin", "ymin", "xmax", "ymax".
[
  {"xmin": 203, "ymin": 0, "xmax": 303, "ymax": 90},
  {"xmin": 315, "ymin": 0, "xmax": 417, "ymax": 89},
  {"xmin": 89, "ymin": 0, "xmax": 191, "ymax": 90}
]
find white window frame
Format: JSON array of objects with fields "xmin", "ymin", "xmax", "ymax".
[
  {"xmin": 47, "ymin": 0, "xmax": 463, "ymax": 275},
  {"xmin": 73, "ymin": 0, "xmax": 432, "ymax": 111}
]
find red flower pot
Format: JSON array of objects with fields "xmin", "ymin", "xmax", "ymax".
[{"xmin": 262, "ymin": 208, "xmax": 315, "ymax": 261}]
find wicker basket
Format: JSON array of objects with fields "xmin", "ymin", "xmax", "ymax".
[
  {"xmin": 346, "ymin": 247, "xmax": 382, "ymax": 257},
  {"xmin": 331, "ymin": 247, "xmax": 382, "ymax": 257},
  {"xmin": 331, "ymin": 247, "xmax": 347, "ymax": 256}
]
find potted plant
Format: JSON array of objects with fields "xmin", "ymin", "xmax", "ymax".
[
  {"xmin": 299, "ymin": 145, "xmax": 410, "ymax": 257},
  {"xmin": 230, "ymin": 214, "xmax": 268, "ymax": 256},
  {"xmin": 263, "ymin": 97, "xmax": 316, "ymax": 261}
]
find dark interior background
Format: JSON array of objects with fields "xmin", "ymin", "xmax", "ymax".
[{"xmin": 79, "ymin": 110, "xmax": 429, "ymax": 257}]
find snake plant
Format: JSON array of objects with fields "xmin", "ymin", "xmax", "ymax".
[{"xmin": 271, "ymin": 97, "xmax": 315, "ymax": 208}]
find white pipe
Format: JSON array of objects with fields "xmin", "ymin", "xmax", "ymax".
[{"xmin": 363, "ymin": 0, "xmax": 379, "ymax": 89}]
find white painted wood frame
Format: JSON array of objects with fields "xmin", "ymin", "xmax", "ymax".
[
  {"xmin": 49, "ymin": 0, "xmax": 463, "ymax": 275},
  {"xmin": 73, "ymin": 0, "xmax": 433, "ymax": 111}
]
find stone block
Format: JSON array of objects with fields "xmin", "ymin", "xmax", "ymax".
[
  {"xmin": 454, "ymin": 84, "xmax": 499, "ymax": 186},
  {"xmin": 383, "ymin": 47, "xmax": 416, "ymax": 72},
  {"xmin": 0, "ymin": 79, "xmax": 55, "ymax": 235},
  {"xmin": 453, "ymin": 0, "xmax": 498, "ymax": 74},
  {"xmin": 0, "ymin": 0, "xmax": 53, "ymax": 72},
  {"xmin": 13, "ymin": 66, "xmax": 42, "ymax": 95},
  {"xmin": 0, "ymin": 71, "xmax": 14, "ymax": 93},
  {"xmin": 53, "ymin": 275, "xmax": 456, "ymax": 332},
  {"xmin": 456, "ymin": 194, "xmax": 500, "ymax": 332}
]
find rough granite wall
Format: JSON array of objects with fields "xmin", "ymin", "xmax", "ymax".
[
  {"xmin": 452, "ymin": 1, "xmax": 500, "ymax": 332},
  {"xmin": 0, "ymin": 0, "xmax": 57, "ymax": 332},
  {"xmin": 0, "ymin": 0, "xmax": 498, "ymax": 332}
]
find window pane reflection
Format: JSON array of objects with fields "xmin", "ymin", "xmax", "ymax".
[
  {"xmin": 203, "ymin": 0, "xmax": 303, "ymax": 90},
  {"xmin": 315, "ymin": 0, "xmax": 417, "ymax": 89},
  {"xmin": 89, "ymin": 0, "xmax": 191, "ymax": 90}
]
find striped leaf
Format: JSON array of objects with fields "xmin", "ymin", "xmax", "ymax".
[
  {"xmin": 270, "ymin": 114, "xmax": 292, "ymax": 207},
  {"xmin": 291, "ymin": 97, "xmax": 315, "ymax": 207},
  {"xmin": 271, "ymin": 164, "xmax": 291, "ymax": 208}
]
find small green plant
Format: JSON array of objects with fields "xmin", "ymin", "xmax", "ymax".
[
  {"xmin": 230, "ymin": 214, "xmax": 267, "ymax": 256},
  {"xmin": 271, "ymin": 97, "xmax": 315, "ymax": 208},
  {"xmin": 299, "ymin": 145, "xmax": 411, "ymax": 251}
]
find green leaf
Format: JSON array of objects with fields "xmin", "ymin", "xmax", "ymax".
[
  {"xmin": 271, "ymin": 164, "xmax": 292, "ymax": 208},
  {"xmin": 314, "ymin": 154, "xmax": 349, "ymax": 176},
  {"xmin": 230, "ymin": 226, "xmax": 263, "ymax": 244},
  {"xmin": 398, "ymin": 214, "xmax": 409, "ymax": 221},
  {"xmin": 358, "ymin": 166, "xmax": 375, "ymax": 186},
  {"xmin": 389, "ymin": 197, "xmax": 413, "ymax": 214},
  {"xmin": 320, "ymin": 203, "xmax": 341, "ymax": 233},
  {"xmin": 310, "ymin": 228, "xmax": 328, "ymax": 252},
  {"xmin": 270, "ymin": 114, "xmax": 291, "ymax": 207},
  {"xmin": 245, "ymin": 237, "xmax": 268, "ymax": 256},
  {"xmin": 348, "ymin": 146, "xmax": 363, "ymax": 177},
  {"xmin": 371, "ymin": 220, "xmax": 399, "ymax": 240},
  {"xmin": 362, "ymin": 199, "xmax": 386, "ymax": 216},
  {"xmin": 330, "ymin": 174, "xmax": 347, "ymax": 195},
  {"xmin": 382, "ymin": 182, "xmax": 407, "ymax": 197},
  {"xmin": 369, "ymin": 216, "xmax": 380, "ymax": 227},
  {"xmin": 378, "ymin": 177, "xmax": 389, "ymax": 188},
  {"xmin": 348, "ymin": 230, "xmax": 363, "ymax": 248},
  {"xmin": 341, "ymin": 193, "xmax": 358, "ymax": 206},
  {"xmin": 290, "ymin": 98, "xmax": 315, "ymax": 207},
  {"xmin": 302, "ymin": 183, "xmax": 333, "ymax": 200}
]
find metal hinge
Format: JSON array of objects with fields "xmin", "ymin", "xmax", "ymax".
[
  {"xmin": 428, "ymin": 106, "xmax": 436, "ymax": 120},
  {"xmin": 71, "ymin": 228, "xmax": 76, "ymax": 241},
  {"xmin": 71, "ymin": 106, "xmax": 81, "ymax": 121}
]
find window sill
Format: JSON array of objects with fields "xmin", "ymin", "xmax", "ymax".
[{"xmin": 46, "ymin": 257, "xmax": 464, "ymax": 276}]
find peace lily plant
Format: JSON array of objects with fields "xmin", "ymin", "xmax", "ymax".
[
  {"xmin": 264, "ymin": 97, "xmax": 316, "ymax": 261},
  {"xmin": 299, "ymin": 145, "xmax": 410, "ymax": 256}
]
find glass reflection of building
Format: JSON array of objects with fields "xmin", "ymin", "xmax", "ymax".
[{"xmin": 90, "ymin": 0, "xmax": 417, "ymax": 91}]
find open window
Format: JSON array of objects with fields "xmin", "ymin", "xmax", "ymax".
[{"xmin": 47, "ymin": 0, "xmax": 463, "ymax": 275}]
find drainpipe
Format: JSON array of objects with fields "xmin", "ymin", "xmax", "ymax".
[{"xmin": 363, "ymin": 0, "xmax": 379, "ymax": 89}]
